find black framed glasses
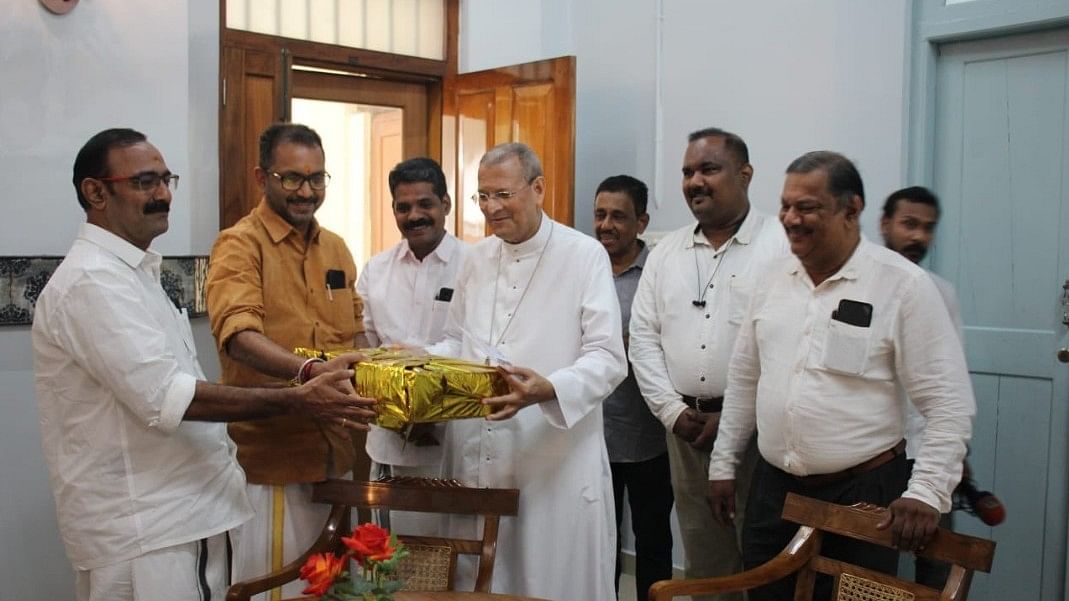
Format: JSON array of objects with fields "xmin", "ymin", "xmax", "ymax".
[
  {"xmin": 98, "ymin": 172, "xmax": 180, "ymax": 192},
  {"xmin": 471, "ymin": 182, "xmax": 533, "ymax": 204},
  {"xmin": 270, "ymin": 171, "xmax": 331, "ymax": 191}
]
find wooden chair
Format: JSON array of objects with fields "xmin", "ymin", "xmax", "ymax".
[
  {"xmin": 649, "ymin": 493, "xmax": 996, "ymax": 601},
  {"xmin": 226, "ymin": 477, "xmax": 520, "ymax": 601}
]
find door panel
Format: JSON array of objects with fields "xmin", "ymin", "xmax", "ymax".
[
  {"xmin": 456, "ymin": 90, "xmax": 494, "ymax": 242},
  {"xmin": 448, "ymin": 56, "xmax": 576, "ymax": 239},
  {"xmin": 220, "ymin": 45, "xmax": 288, "ymax": 229},
  {"xmin": 932, "ymin": 28, "xmax": 1069, "ymax": 601}
]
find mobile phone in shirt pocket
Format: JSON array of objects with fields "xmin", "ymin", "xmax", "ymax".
[{"xmin": 819, "ymin": 317, "xmax": 871, "ymax": 376}]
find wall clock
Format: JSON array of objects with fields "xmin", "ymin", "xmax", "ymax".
[{"xmin": 40, "ymin": 0, "xmax": 79, "ymax": 15}]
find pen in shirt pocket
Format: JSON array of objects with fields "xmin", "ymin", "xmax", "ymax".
[{"xmin": 325, "ymin": 269, "xmax": 346, "ymax": 301}]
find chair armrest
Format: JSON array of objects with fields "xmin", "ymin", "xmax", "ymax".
[
  {"xmin": 226, "ymin": 504, "xmax": 348, "ymax": 601},
  {"xmin": 648, "ymin": 526, "xmax": 819, "ymax": 601}
]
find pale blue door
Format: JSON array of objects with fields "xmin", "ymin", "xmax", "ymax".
[{"xmin": 932, "ymin": 27, "xmax": 1069, "ymax": 601}]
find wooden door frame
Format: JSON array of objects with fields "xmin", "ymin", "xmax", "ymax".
[{"xmin": 218, "ymin": 0, "xmax": 459, "ymax": 229}]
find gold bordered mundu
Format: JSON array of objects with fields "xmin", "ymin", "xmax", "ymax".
[{"xmin": 294, "ymin": 348, "xmax": 507, "ymax": 431}]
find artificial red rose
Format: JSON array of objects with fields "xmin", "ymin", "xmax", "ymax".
[
  {"xmin": 342, "ymin": 523, "xmax": 396, "ymax": 564},
  {"xmin": 298, "ymin": 552, "xmax": 345, "ymax": 596}
]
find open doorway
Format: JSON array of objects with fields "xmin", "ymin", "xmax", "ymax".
[{"xmin": 292, "ymin": 98, "xmax": 403, "ymax": 268}]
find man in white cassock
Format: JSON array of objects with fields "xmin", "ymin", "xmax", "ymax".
[{"xmin": 428, "ymin": 143, "xmax": 627, "ymax": 601}]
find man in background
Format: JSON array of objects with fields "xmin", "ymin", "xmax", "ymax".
[
  {"xmin": 881, "ymin": 185, "xmax": 963, "ymax": 588},
  {"xmin": 594, "ymin": 174, "xmax": 673, "ymax": 601}
]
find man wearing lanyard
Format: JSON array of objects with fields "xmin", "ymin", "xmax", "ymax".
[{"xmin": 629, "ymin": 127, "xmax": 786, "ymax": 600}]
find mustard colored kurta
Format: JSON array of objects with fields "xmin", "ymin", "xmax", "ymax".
[{"xmin": 207, "ymin": 200, "xmax": 365, "ymax": 484}]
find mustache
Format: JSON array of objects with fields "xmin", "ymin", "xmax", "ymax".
[
  {"xmin": 286, "ymin": 194, "xmax": 318, "ymax": 205},
  {"xmin": 404, "ymin": 218, "xmax": 434, "ymax": 230},
  {"xmin": 143, "ymin": 200, "xmax": 170, "ymax": 214},
  {"xmin": 902, "ymin": 243, "xmax": 928, "ymax": 256}
]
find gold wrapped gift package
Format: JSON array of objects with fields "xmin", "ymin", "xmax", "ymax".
[{"xmin": 295, "ymin": 348, "xmax": 508, "ymax": 431}]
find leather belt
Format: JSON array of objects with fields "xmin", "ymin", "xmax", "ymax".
[
  {"xmin": 794, "ymin": 440, "xmax": 906, "ymax": 487},
  {"xmin": 680, "ymin": 395, "xmax": 723, "ymax": 413}
]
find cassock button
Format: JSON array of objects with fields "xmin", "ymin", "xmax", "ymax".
[
  {"xmin": 700, "ymin": 376, "xmax": 706, "ymax": 382},
  {"xmin": 700, "ymin": 344, "xmax": 706, "ymax": 350},
  {"xmin": 705, "ymin": 314, "xmax": 711, "ymax": 319}
]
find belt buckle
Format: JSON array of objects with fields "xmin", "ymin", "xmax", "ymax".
[{"xmin": 694, "ymin": 397, "xmax": 717, "ymax": 412}]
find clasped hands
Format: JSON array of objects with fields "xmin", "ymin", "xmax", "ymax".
[
  {"xmin": 673, "ymin": 407, "xmax": 720, "ymax": 452},
  {"xmin": 299, "ymin": 351, "xmax": 377, "ymax": 431}
]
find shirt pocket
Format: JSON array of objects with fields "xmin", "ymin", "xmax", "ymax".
[
  {"xmin": 727, "ymin": 275, "xmax": 753, "ymax": 325},
  {"xmin": 328, "ymin": 288, "xmax": 359, "ymax": 339},
  {"xmin": 427, "ymin": 299, "xmax": 452, "ymax": 343},
  {"xmin": 176, "ymin": 308, "xmax": 198, "ymax": 358},
  {"xmin": 818, "ymin": 318, "xmax": 872, "ymax": 376}
]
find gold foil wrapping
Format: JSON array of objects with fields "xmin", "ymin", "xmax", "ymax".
[{"xmin": 293, "ymin": 348, "xmax": 507, "ymax": 431}]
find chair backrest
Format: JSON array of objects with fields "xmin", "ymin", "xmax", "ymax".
[
  {"xmin": 226, "ymin": 477, "xmax": 519, "ymax": 601},
  {"xmin": 782, "ymin": 493, "xmax": 996, "ymax": 601},
  {"xmin": 312, "ymin": 477, "xmax": 520, "ymax": 593},
  {"xmin": 648, "ymin": 493, "xmax": 996, "ymax": 601}
]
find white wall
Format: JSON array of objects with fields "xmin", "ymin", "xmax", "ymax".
[
  {"xmin": 461, "ymin": 0, "xmax": 911, "ymax": 569},
  {"xmin": 462, "ymin": 0, "xmax": 910, "ymax": 239},
  {"xmin": 0, "ymin": 0, "xmax": 913, "ymax": 594},
  {"xmin": 0, "ymin": 2, "xmax": 219, "ymax": 598}
]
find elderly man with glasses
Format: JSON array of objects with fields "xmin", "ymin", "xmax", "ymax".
[
  {"xmin": 428, "ymin": 143, "xmax": 627, "ymax": 601},
  {"xmin": 206, "ymin": 122, "xmax": 373, "ymax": 600}
]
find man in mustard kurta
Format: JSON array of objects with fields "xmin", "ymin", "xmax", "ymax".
[{"xmin": 207, "ymin": 122, "xmax": 371, "ymax": 599}]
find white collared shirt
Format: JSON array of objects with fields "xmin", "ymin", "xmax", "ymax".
[
  {"xmin": 629, "ymin": 210, "xmax": 788, "ymax": 429},
  {"xmin": 32, "ymin": 224, "xmax": 251, "ymax": 570},
  {"xmin": 357, "ymin": 233, "xmax": 466, "ymax": 348},
  {"xmin": 709, "ymin": 237, "xmax": 975, "ymax": 512},
  {"xmin": 357, "ymin": 233, "xmax": 467, "ymax": 466}
]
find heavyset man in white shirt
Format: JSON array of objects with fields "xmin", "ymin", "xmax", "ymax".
[
  {"xmin": 359, "ymin": 157, "xmax": 467, "ymax": 476},
  {"xmin": 707, "ymin": 151, "xmax": 974, "ymax": 601},
  {"xmin": 32, "ymin": 128, "xmax": 373, "ymax": 601},
  {"xmin": 629, "ymin": 127, "xmax": 786, "ymax": 599},
  {"xmin": 429, "ymin": 143, "xmax": 626, "ymax": 601}
]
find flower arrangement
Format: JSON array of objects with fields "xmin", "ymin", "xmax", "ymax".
[{"xmin": 299, "ymin": 523, "xmax": 409, "ymax": 601}]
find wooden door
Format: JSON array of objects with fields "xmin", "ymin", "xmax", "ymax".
[
  {"xmin": 219, "ymin": 44, "xmax": 290, "ymax": 229},
  {"xmin": 370, "ymin": 110, "xmax": 404, "ymax": 253},
  {"xmin": 931, "ymin": 27, "xmax": 1069, "ymax": 601},
  {"xmin": 447, "ymin": 56, "xmax": 576, "ymax": 241}
]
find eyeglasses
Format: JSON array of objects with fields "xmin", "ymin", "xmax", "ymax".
[
  {"xmin": 98, "ymin": 172, "xmax": 180, "ymax": 192},
  {"xmin": 270, "ymin": 171, "xmax": 331, "ymax": 191},
  {"xmin": 472, "ymin": 182, "xmax": 532, "ymax": 204}
]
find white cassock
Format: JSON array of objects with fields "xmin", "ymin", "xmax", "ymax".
[{"xmin": 429, "ymin": 214, "xmax": 626, "ymax": 601}]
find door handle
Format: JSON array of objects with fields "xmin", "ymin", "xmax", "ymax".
[
  {"xmin": 1059, "ymin": 348, "xmax": 1069, "ymax": 364},
  {"xmin": 1062, "ymin": 280, "xmax": 1069, "ymax": 326}
]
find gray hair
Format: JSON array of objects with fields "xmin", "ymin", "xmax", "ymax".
[
  {"xmin": 786, "ymin": 150, "xmax": 865, "ymax": 210},
  {"xmin": 480, "ymin": 142, "xmax": 544, "ymax": 182}
]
